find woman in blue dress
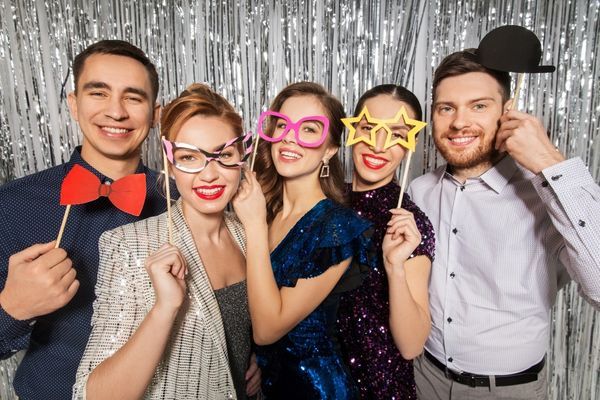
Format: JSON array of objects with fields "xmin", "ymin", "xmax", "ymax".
[{"xmin": 233, "ymin": 82, "xmax": 372, "ymax": 399}]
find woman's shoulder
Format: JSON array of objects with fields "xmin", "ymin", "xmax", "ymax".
[
  {"xmin": 310, "ymin": 199, "xmax": 371, "ymax": 246},
  {"xmin": 99, "ymin": 211, "xmax": 168, "ymax": 250},
  {"xmin": 402, "ymin": 194, "xmax": 434, "ymax": 232}
]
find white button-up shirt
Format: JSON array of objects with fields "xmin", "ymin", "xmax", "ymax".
[{"xmin": 408, "ymin": 156, "xmax": 600, "ymax": 375}]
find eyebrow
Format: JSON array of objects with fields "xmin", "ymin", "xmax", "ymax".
[
  {"xmin": 81, "ymin": 81, "xmax": 149, "ymax": 100},
  {"xmin": 434, "ymin": 97, "xmax": 497, "ymax": 107}
]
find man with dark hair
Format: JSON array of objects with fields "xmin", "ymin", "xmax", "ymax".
[
  {"xmin": 408, "ymin": 49, "xmax": 600, "ymax": 399},
  {"xmin": 0, "ymin": 40, "xmax": 166, "ymax": 399}
]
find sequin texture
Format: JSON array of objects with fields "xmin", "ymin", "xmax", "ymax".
[
  {"xmin": 256, "ymin": 199, "xmax": 374, "ymax": 399},
  {"xmin": 337, "ymin": 182, "xmax": 435, "ymax": 399}
]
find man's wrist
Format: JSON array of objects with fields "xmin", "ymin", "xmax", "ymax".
[{"xmin": 532, "ymin": 151, "xmax": 566, "ymax": 175}]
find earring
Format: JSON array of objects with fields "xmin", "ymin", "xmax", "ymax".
[{"xmin": 320, "ymin": 159, "xmax": 330, "ymax": 178}]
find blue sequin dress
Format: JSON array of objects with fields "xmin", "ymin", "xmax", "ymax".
[{"xmin": 256, "ymin": 199, "xmax": 373, "ymax": 400}]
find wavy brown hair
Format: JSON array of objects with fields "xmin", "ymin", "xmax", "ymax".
[
  {"xmin": 161, "ymin": 83, "xmax": 243, "ymax": 140},
  {"xmin": 254, "ymin": 82, "xmax": 346, "ymax": 223}
]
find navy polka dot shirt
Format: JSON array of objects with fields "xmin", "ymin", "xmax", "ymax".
[{"xmin": 0, "ymin": 147, "xmax": 170, "ymax": 399}]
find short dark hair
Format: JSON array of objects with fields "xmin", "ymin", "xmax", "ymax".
[
  {"xmin": 73, "ymin": 40, "xmax": 159, "ymax": 102},
  {"xmin": 432, "ymin": 49, "xmax": 511, "ymax": 104},
  {"xmin": 354, "ymin": 84, "xmax": 423, "ymax": 120}
]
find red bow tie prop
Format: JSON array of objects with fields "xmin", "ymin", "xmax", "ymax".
[
  {"xmin": 60, "ymin": 164, "xmax": 147, "ymax": 215},
  {"xmin": 55, "ymin": 164, "xmax": 146, "ymax": 248}
]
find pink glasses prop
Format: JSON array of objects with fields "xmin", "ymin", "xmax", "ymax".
[
  {"xmin": 257, "ymin": 110, "xmax": 330, "ymax": 148},
  {"xmin": 162, "ymin": 132, "xmax": 253, "ymax": 174}
]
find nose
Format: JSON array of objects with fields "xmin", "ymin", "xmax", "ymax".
[
  {"xmin": 368, "ymin": 127, "xmax": 387, "ymax": 153},
  {"xmin": 281, "ymin": 126, "xmax": 297, "ymax": 144},
  {"xmin": 105, "ymin": 97, "xmax": 129, "ymax": 121},
  {"xmin": 450, "ymin": 108, "xmax": 470, "ymax": 131},
  {"xmin": 197, "ymin": 159, "xmax": 219, "ymax": 182}
]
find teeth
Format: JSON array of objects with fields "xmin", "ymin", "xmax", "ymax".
[
  {"xmin": 195, "ymin": 187, "xmax": 223, "ymax": 195},
  {"xmin": 102, "ymin": 127, "xmax": 129, "ymax": 134},
  {"xmin": 281, "ymin": 151, "xmax": 301, "ymax": 159},
  {"xmin": 450, "ymin": 137, "xmax": 475, "ymax": 144},
  {"xmin": 364, "ymin": 156, "xmax": 386, "ymax": 166}
]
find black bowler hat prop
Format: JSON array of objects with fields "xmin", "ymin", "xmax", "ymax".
[
  {"xmin": 475, "ymin": 25, "xmax": 556, "ymax": 73},
  {"xmin": 475, "ymin": 25, "xmax": 556, "ymax": 111}
]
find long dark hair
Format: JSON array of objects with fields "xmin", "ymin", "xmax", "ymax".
[{"xmin": 255, "ymin": 82, "xmax": 346, "ymax": 223}]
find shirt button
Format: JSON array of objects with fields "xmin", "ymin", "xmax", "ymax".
[
  {"xmin": 448, "ymin": 357, "xmax": 453, "ymax": 363},
  {"xmin": 447, "ymin": 317, "xmax": 453, "ymax": 323},
  {"xmin": 579, "ymin": 220, "xmax": 586, "ymax": 227},
  {"xmin": 541, "ymin": 181, "xmax": 549, "ymax": 187},
  {"xmin": 450, "ymin": 272, "xmax": 456, "ymax": 278},
  {"xmin": 452, "ymin": 228, "xmax": 458, "ymax": 234},
  {"xmin": 551, "ymin": 174, "xmax": 563, "ymax": 181},
  {"xmin": 460, "ymin": 185, "xmax": 465, "ymax": 191}
]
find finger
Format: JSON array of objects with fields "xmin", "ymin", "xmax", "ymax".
[
  {"xmin": 50, "ymin": 258, "xmax": 74, "ymax": 280},
  {"xmin": 171, "ymin": 263, "xmax": 182, "ymax": 278},
  {"xmin": 388, "ymin": 219, "xmax": 420, "ymax": 236},
  {"xmin": 246, "ymin": 377, "xmax": 261, "ymax": 396},
  {"xmin": 65, "ymin": 279, "xmax": 80, "ymax": 300},
  {"xmin": 147, "ymin": 244, "xmax": 177, "ymax": 262},
  {"xmin": 503, "ymin": 109, "xmax": 530, "ymax": 121},
  {"xmin": 13, "ymin": 242, "xmax": 58, "ymax": 264},
  {"xmin": 245, "ymin": 359, "xmax": 258, "ymax": 379},
  {"xmin": 178, "ymin": 265, "xmax": 187, "ymax": 280},
  {"xmin": 388, "ymin": 208, "xmax": 413, "ymax": 216},
  {"xmin": 495, "ymin": 127, "xmax": 513, "ymax": 151},
  {"xmin": 387, "ymin": 215, "xmax": 415, "ymax": 227},
  {"xmin": 243, "ymin": 169, "xmax": 255, "ymax": 186},
  {"xmin": 36, "ymin": 248, "xmax": 70, "ymax": 271},
  {"xmin": 246, "ymin": 368, "xmax": 261, "ymax": 395},
  {"xmin": 392, "ymin": 228, "xmax": 408, "ymax": 241},
  {"xmin": 387, "ymin": 213, "xmax": 414, "ymax": 225},
  {"xmin": 148, "ymin": 252, "xmax": 184, "ymax": 274},
  {"xmin": 387, "ymin": 222, "xmax": 419, "ymax": 241},
  {"xmin": 58, "ymin": 267, "xmax": 77, "ymax": 290},
  {"xmin": 499, "ymin": 118, "xmax": 522, "ymax": 131}
]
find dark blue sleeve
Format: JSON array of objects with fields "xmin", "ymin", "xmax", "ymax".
[
  {"xmin": 0, "ymin": 199, "xmax": 34, "ymax": 359},
  {"xmin": 278, "ymin": 205, "xmax": 375, "ymax": 288}
]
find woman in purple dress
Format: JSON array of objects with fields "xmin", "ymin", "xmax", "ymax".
[{"xmin": 337, "ymin": 85, "xmax": 435, "ymax": 399}]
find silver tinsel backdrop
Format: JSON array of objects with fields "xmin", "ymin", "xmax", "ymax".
[{"xmin": 0, "ymin": 0, "xmax": 598, "ymax": 399}]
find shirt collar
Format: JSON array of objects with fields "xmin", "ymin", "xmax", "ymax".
[
  {"xmin": 439, "ymin": 155, "xmax": 518, "ymax": 194},
  {"xmin": 67, "ymin": 146, "xmax": 147, "ymax": 182}
]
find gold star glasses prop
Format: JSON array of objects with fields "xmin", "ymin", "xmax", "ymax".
[{"xmin": 342, "ymin": 106, "xmax": 427, "ymax": 152}]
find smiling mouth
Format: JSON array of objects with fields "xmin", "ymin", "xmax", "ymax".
[
  {"xmin": 194, "ymin": 185, "xmax": 225, "ymax": 200},
  {"xmin": 448, "ymin": 136, "xmax": 478, "ymax": 146},
  {"xmin": 279, "ymin": 150, "xmax": 302, "ymax": 161},
  {"xmin": 100, "ymin": 126, "xmax": 133, "ymax": 137},
  {"xmin": 362, "ymin": 154, "xmax": 388, "ymax": 170}
]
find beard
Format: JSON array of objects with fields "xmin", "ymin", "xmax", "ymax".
[{"xmin": 433, "ymin": 128, "xmax": 500, "ymax": 170}]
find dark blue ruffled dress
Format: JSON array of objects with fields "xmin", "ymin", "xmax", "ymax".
[{"xmin": 256, "ymin": 199, "xmax": 373, "ymax": 400}]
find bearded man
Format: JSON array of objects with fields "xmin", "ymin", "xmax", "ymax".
[{"xmin": 408, "ymin": 49, "xmax": 600, "ymax": 400}]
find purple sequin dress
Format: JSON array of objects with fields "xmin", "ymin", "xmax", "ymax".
[{"xmin": 337, "ymin": 181, "xmax": 435, "ymax": 399}]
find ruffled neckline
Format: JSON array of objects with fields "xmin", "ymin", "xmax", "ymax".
[{"xmin": 270, "ymin": 198, "xmax": 330, "ymax": 255}]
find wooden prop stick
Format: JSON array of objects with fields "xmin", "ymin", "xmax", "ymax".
[
  {"xmin": 162, "ymin": 144, "xmax": 174, "ymax": 245},
  {"xmin": 397, "ymin": 150, "xmax": 414, "ymax": 208},
  {"xmin": 55, "ymin": 205, "xmax": 71, "ymax": 248},
  {"xmin": 508, "ymin": 73, "xmax": 524, "ymax": 111},
  {"xmin": 249, "ymin": 135, "xmax": 260, "ymax": 171}
]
